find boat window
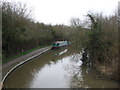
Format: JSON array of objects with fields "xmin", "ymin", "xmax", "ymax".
[{"xmin": 57, "ymin": 43, "xmax": 59, "ymax": 46}]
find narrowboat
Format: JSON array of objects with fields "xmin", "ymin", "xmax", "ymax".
[{"xmin": 52, "ymin": 41, "xmax": 69, "ymax": 49}]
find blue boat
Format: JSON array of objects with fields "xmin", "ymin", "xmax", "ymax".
[{"xmin": 52, "ymin": 41, "xmax": 69, "ymax": 49}]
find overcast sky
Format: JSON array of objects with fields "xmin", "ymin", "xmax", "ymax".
[{"xmin": 6, "ymin": 0, "xmax": 119, "ymax": 25}]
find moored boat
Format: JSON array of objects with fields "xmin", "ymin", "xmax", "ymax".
[{"xmin": 52, "ymin": 41, "xmax": 69, "ymax": 49}]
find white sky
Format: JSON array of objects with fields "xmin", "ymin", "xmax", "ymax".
[{"xmin": 5, "ymin": 0, "xmax": 119, "ymax": 25}]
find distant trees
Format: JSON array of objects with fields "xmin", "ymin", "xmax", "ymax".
[{"xmin": 2, "ymin": 2, "xmax": 71, "ymax": 59}]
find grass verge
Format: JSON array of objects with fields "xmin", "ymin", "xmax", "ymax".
[{"xmin": 3, "ymin": 45, "xmax": 51, "ymax": 64}]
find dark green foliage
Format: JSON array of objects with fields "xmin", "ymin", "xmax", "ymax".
[
  {"xmin": 70, "ymin": 12, "xmax": 118, "ymax": 80},
  {"xmin": 87, "ymin": 14, "xmax": 106, "ymax": 63},
  {"xmin": 86, "ymin": 13, "xmax": 118, "ymax": 64}
]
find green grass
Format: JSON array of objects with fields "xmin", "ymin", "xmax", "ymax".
[{"xmin": 3, "ymin": 45, "xmax": 51, "ymax": 64}]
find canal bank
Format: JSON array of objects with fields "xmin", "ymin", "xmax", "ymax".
[{"xmin": 2, "ymin": 46, "xmax": 52, "ymax": 79}]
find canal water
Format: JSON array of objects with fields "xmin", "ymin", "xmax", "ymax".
[{"xmin": 3, "ymin": 47, "xmax": 118, "ymax": 88}]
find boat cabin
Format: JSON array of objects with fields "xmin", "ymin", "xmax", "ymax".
[{"xmin": 52, "ymin": 41, "xmax": 69, "ymax": 49}]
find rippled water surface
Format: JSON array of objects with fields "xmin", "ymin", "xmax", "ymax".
[{"xmin": 4, "ymin": 47, "xmax": 118, "ymax": 88}]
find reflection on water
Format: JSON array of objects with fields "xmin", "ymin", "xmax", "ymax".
[
  {"xmin": 4, "ymin": 47, "xmax": 118, "ymax": 88},
  {"xmin": 58, "ymin": 49, "xmax": 67, "ymax": 55}
]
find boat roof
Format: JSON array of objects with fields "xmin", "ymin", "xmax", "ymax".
[{"xmin": 55, "ymin": 41, "xmax": 67, "ymax": 43}]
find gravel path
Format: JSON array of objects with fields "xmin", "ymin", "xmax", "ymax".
[{"xmin": 2, "ymin": 46, "xmax": 52, "ymax": 77}]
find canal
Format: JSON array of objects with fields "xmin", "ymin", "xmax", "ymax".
[{"xmin": 3, "ymin": 47, "xmax": 118, "ymax": 88}]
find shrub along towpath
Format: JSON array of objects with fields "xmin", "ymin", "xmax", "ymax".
[{"xmin": 2, "ymin": 46, "xmax": 52, "ymax": 78}]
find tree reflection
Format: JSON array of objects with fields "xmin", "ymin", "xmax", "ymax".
[{"xmin": 64, "ymin": 58, "xmax": 118, "ymax": 88}]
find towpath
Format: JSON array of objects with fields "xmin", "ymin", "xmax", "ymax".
[{"xmin": 2, "ymin": 46, "xmax": 52, "ymax": 77}]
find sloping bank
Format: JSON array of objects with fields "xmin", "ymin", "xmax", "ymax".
[
  {"xmin": 81, "ymin": 49, "xmax": 119, "ymax": 81},
  {"xmin": 2, "ymin": 46, "xmax": 52, "ymax": 84}
]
